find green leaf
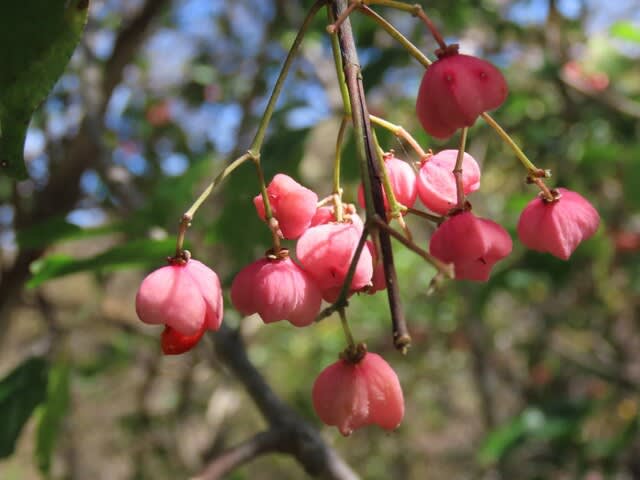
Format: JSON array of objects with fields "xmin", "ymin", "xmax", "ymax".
[
  {"xmin": 0, "ymin": 357, "xmax": 49, "ymax": 458},
  {"xmin": 28, "ymin": 238, "xmax": 175, "ymax": 288},
  {"xmin": 0, "ymin": 0, "xmax": 89, "ymax": 179},
  {"xmin": 610, "ymin": 21, "xmax": 640, "ymax": 43},
  {"xmin": 478, "ymin": 406, "xmax": 586, "ymax": 465},
  {"xmin": 477, "ymin": 415, "xmax": 526, "ymax": 465},
  {"xmin": 16, "ymin": 216, "xmax": 122, "ymax": 249},
  {"xmin": 35, "ymin": 362, "xmax": 71, "ymax": 475}
]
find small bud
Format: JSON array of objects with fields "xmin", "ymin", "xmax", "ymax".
[{"xmin": 416, "ymin": 149, "xmax": 481, "ymax": 215}]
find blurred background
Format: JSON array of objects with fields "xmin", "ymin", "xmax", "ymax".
[{"xmin": 1, "ymin": 0, "xmax": 639, "ymax": 478}]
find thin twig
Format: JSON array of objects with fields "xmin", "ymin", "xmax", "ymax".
[
  {"xmin": 370, "ymin": 215, "xmax": 453, "ymax": 278},
  {"xmin": 453, "ymin": 128, "xmax": 468, "ymax": 209},
  {"xmin": 316, "ymin": 225, "xmax": 370, "ymax": 322},
  {"xmin": 192, "ymin": 430, "xmax": 285, "ymax": 480}
]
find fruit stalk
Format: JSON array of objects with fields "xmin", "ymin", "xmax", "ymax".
[
  {"xmin": 480, "ymin": 112, "xmax": 544, "ymax": 175},
  {"xmin": 453, "ymin": 127, "xmax": 469, "ymax": 210},
  {"xmin": 364, "ymin": 0, "xmax": 447, "ymax": 50},
  {"xmin": 370, "ymin": 215, "xmax": 453, "ymax": 277},
  {"xmin": 332, "ymin": 116, "xmax": 349, "ymax": 222},
  {"xmin": 358, "ymin": 5, "xmax": 431, "ymax": 68},
  {"xmin": 176, "ymin": 152, "xmax": 251, "ymax": 254},
  {"xmin": 175, "ymin": 0, "xmax": 325, "ymax": 253},
  {"xmin": 369, "ymin": 114, "xmax": 430, "ymax": 160}
]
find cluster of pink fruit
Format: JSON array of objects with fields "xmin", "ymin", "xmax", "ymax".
[{"xmin": 135, "ymin": 43, "xmax": 600, "ymax": 437}]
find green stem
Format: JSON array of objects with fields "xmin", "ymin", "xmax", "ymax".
[
  {"xmin": 254, "ymin": 159, "xmax": 281, "ymax": 251},
  {"xmin": 453, "ymin": 127, "xmax": 468, "ymax": 209},
  {"xmin": 369, "ymin": 114, "xmax": 429, "ymax": 160},
  {"xmin": 248, "ymin": 0, "xmax": 326, "ymax": 156},
  {"xmin": 358, "ymin": 5, "xmax": 432, "ymax": 68},
  {"xmin": 371, "ymin": 133, "xmax": 405, "ymax": 219},
  {"xmin": 184, "ymin": 153, "xmax": 251, "ymax": 220},
  {"xmin": 372, "ymin": 129, "xmax": 385, "ymax": 159},
  {"xmin": 332, "ymin": 115, "xmax": 349, "ymax": 222},
  {"xmin": 176, "ymin": 0, "xmax": 325, "ymax": 255},
  {"xmin": 329, "ymin": 6, "xmax": 354, "ymax": 223},
  {"xmin": 328, "ymin": 7, "xmax": 353, "ymax": 116},
  {"xmin": 249, "ymin": 0, "xmax": 325, "ymax": 238},
  {"xmin": 406, "ymin": 207, "xmax": 443, "ymax": 224},
  {"xmin": 339, "ymin": 308, "xmax": 356, "ymax": 348},
  {"xmin": 176, "ymin": 152, "xmax": 251, "ymax": 253},
  {"xmin": 481, "ymin": 113, "xmax": 543, "ymax": 175},
  {"xmin": 364, "ymin": 0, "xmax": 447, "ymax": 50},
  {"xmin": 252, "ymin": 0, "xmax": 326, "ymax": 249}
]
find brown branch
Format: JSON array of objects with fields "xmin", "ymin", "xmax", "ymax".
[
  {"xmin": 331, "ymin": 0, "xmax": 410, "ymax": 353},
  {"xmin": 208, "ymin": 325, "xmax": 359, "ymax": 480},
  {"xmin": 192, "ymin": 430, "xmax": 285, "ymax": 480}
]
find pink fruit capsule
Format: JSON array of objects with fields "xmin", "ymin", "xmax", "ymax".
[
  {"xmin": 429, "ymin": 211, "xmax": 512, "ymax": 281},
  {"xmin": 254, "ymin": 174, "xmax": 318, "ymax": 239},
  {"xmin": 135, "ymin": 259, "xmax": 223, "ymax": 353},
  {"xmin": 416, "ymin": 149, "xmax": 481, "ymax": 215},
  {"xmin": 296, "ymin": 222, "xmax": 373, "ymax": 302},
  {"xmin": 517, "ymin": 188, "xmax": 600, "ymax": 260},
  {"xmin": 231, "ymin": 253, "xmax": 322, "ymax": 327},
  {"xmin": 312, "ymin": 352, "xmax": 404, "ymax": 436},
  {"xmin": 357, "ymin": 153, "xmax": 417, "ymax": 212},
  {"xmin": 416, "ymin": 53, "xmax": 508, "ymax": 139}
]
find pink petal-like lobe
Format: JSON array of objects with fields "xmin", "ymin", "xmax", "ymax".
[
  {"xmin": 184, "ymin": 259, "xmax": 224, "ymax": 331},
  {"xmin": 312, "ymin": 352, "xmax": 404, "ymax": 436},
  {"xmin": 231, "ymin": 256, "xmax": 322, "ymax": 327},
  {"xmin": 253, "ymin": 174, "xmax": 318, "ymax": 239},
  {"xmin": 416, "ymin": 54, "xmax": 508, "ymax": 139},
  {"xmin": 358, "ymin": 154, "xmax": 417, "ymax": 212},
  {"xmin": 417, "ymin": 149, "xmax": 481, "ymax": 215},
  {"xmin": 517, "ymin": 188, "xmax": 600, "ymax": 260},
  {"xmin": 296, "ymin": 222, "xmax": 373, "ymax": 302},
  {"xmin": 135, "ymin": 264, "xmax": 206, "ymax": 335},
  {"xmin": 429, "ymin": 211, "xmax": 512, "ymax": 281},
  {"xmin": 135, "ymin": 259, "xmax": 224, "ymax": 338}
]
